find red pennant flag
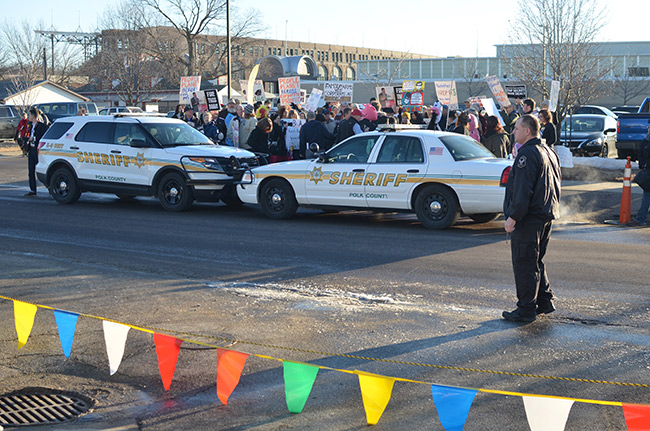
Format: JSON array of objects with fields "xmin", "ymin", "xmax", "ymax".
[
  {"xmin": 153, "ymin": 333, "xmax": 183, "ymax": 391},
  {"xmin": 623, "ymin": 403, "xmax": 650, "ymax": 431},
  {"xmin": 217, "ymin": 349, "xmax": 249, "ymax": 405}
]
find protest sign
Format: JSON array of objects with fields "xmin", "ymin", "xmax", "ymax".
[
  {"xmin": 304, "ymin": 88, "xmax": 323, "ymax": 112},
  {"xmin": 203, "ymin": 89, "xmax": 220, "ymax": 111},
  {"xmin": 485, "ymin": 76, "xmax": 512, "ymax": 108},
  {"xmin": 504, "ymin": 84, "xmax": 527, "ymax": 99},
  {"xmin": 401, "ymin": 80, "xmax": 425, "ymax": 112},
  {"xmin": 480, "ymin": 98, "xmax": 505, "ymax": 126},
  {"xmin": 278, "ymin": 77, "xmax": 301, "ymax": 105},
  {"xmin": 323, "ymin": 82, "xmax": 353, "ymax": 102},
  {"xmin": 376, "ymin": 87, "xmax": 395, "ymax": 109},
  {"xmin": 549, "ymin": 80, "xmax": 560, "ymax": 112},
  {"xmin": 217, "ymin": 75, "xmax": 228, "ymax": 86},
  {"xmin": 394, "ymin": 86, "xmax": 403, "ymax": 107},
  {"xmin": 282, "ymin": 119, "xmax": 306, "ymax": 152},
  {"xmin": 300, "ymin": 89, "xmax": 307, "ymax": 105},
  {"xmin": 179, "ymin": 76, "xmax": 201, "ymax": 105},
  {"xmin": 434, "ymin": 81, "xmax": 460, "ymax": 110},
  {"xmin": 239, "ymin": 80, "xmax": 266, "ymax": 105}
]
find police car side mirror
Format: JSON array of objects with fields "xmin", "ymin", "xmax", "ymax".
[
  {"xmin": 130, "ymin": 138, "xmax": 148, "ymax": 148},
  {"xmin": 309, "ymin": 143, "xmax": 320, "ymax": 153}
]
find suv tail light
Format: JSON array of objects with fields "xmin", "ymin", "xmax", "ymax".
[
  {"xmin": 500, "ymin": 166, "xmax": 511, "ymax": 186},
  {"xmin": 617, "ymin": 120, "xmax": 620, "ymax": 134}
]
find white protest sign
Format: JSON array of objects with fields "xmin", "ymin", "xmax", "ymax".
[
  {"xmin": 304, "ymin": 88, "xmax": 323, "ymax": 112},
  {"xmin": 434, "ymin": 81, "xmax": 460, "ymax": 110},
  {"xmin": 282, "ymin": 119, "xmax": 306, "ymax": 152},
  {"xmin": 278, "ymin": 77, "xmax": 301, "ymax": 105},
  {"xmin": 179, "ymin": 76, "xmax": 201, "ymax": 104},
  {"xmin": 324, "ymin": 82, "xmax": 353, "ymax": 102},
  {"xmin": 549, "ymin": 80, "xmax": 560, "ymax": 112},
  {"xmin": 485, "ymin": 75, "xmax": 512, "ymax": 108},
  {"xmin": 480, "ymin": 98, "xmax": 506, "ymax": 126}
]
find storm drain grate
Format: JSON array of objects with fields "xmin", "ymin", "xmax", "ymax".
[{"xmin": 0, "ymin": 389, "xmax": 91, "ymax": 427}]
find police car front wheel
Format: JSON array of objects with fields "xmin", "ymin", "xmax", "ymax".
[
  {"xmin": 414, "ymin": 184, "xmax": 459, "ymax": 230},
  {"xmin": 260, "ymin": 179, "xmax": 298, "ymax": 219},
  {"xmin": 49, "ymin": 167, "xmax": 80, "ymax": 205},
  {"xmin": 158, "ymin": 172, "xmax": 194, "ymax": 211}
]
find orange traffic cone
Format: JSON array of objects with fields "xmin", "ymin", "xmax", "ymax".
[{"xmin": 619, "ymin": 156, "xmax": 632, "ymax": 224}]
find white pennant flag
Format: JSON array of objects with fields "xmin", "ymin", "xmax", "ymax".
[
  {"xmin": 103, "ymin": 321, "xmax": 131, "ymax": 375},
  {"xmin": 523, "ymin": 396, "xmax": 574, "ymax": 431}
]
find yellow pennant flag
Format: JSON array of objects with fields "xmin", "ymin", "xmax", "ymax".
[
  {"xmin": 14, "ymin": 301, "xmax": 38, "ymax": 349},
  {"xmin": 358, "ymin": 373, "xmax": 395, "ymax": 425}
]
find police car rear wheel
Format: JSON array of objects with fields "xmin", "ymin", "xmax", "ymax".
[
  {"xmin": 49, "ymin": 167, "xmax": 80, "ymax": 204},
  {"xmin": 468, "ymin": 213, "xmax": 500, "ymax": 224},
  {"xmin": 158, "ymin": 172, "xmax": 194, "ymax": 211},
  {"xmin": 415, "ymin": 185, "xmax": 459, "ymax": 229},
  {"xmin": 260, "ymin": 179, "xmax": 297, "ymax": 219}
]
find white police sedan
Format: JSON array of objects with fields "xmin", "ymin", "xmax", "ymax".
[{"xmin": 237, "ymin": 126, "xmax": 513, "ymax": 229}]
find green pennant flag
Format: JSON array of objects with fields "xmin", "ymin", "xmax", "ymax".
[{"xmin": 283, "ymin": 361, "xmax": 319, "ymax": 413}]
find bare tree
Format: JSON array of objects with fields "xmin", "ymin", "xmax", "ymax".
[
  {"xmin": 137, "ymin": 0, "xmax": 226, "ymax": 76},
  {"xmin": 610, "ymin": 60, "xmax": 650, "ymax": 105},
  {"xmin": 505, "ymin": 0, "xmax": 611, "ymax": 122}
]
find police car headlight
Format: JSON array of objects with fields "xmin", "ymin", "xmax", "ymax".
[
  {"xmin": 242, "ymin": 171, "xmax": 254, "ymax": 183},
  {"xmin": 189, "ymin": 157, "xmax": 223, "ymax": 171}
]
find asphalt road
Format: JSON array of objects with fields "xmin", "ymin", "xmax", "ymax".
[{"xmin": 0, "ymin": 153, "xmax": 648, "ymax": 430}]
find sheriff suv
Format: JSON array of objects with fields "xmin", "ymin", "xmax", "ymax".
[
  {"xmin": 237, "ymin": 125, "xmax": 513, "ymax": 229},
  {"xmin": 36, "ymin": 114, "xmax": 259, "ymax": 211}
]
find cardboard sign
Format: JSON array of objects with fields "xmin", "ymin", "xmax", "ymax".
[
  {"xmin": 203, "ymin": 89, "xmax": 220, "ymax": 111},
  {"xmin": 401, "ymin": 80, "xmax": 424, "ymax": 112},
  {"xmin": 324, "ymin": 82, "xmax": 353, "ymax": 102},
  {"xmin": 485, "ymin": 76, "xmax": 512, "ymax": 108},
  {"xmin": 179, "ymin": 76, "xmax": 201, "ymax": 105},
  {"xmin": 434, "ymin": 81, "xmax": 459, "ymax": 110},
  {"xmin": 278, "ymin": 77, "xmax": 301, "ymax": 105},
  {"xmin": 304, "ymin": 88, "xmax": 323, "ymax": 112}
]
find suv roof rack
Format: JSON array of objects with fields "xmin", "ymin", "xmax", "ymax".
[
  {"xmin": 376, "ymin": 124, "xmax": 428, "ymax": 132},
  {"xmin": 112, "ymin": 112, "xmax": 167, "ymax": 118}
]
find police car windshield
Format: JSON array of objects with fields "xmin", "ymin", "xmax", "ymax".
[
  {"xmin": 141, "ymin": 123, "xmax": 213, "ymax": 147},
  {"xmin": 438, "ymin": 135, "xmax": 495, "ymax": 161}
]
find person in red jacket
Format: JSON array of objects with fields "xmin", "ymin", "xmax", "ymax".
[{"xmin": 14, "ymin": 112, "xmax": 31, "ymax": 156}]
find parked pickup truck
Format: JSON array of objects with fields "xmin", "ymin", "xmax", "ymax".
[{"xmin": 616, "ymin": 97, "xmax": 650, "ymax": 160}]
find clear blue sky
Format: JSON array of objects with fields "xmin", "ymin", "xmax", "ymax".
[{"xmin": 5, "ymin": 0, "xmax": 649, "ymax": 58}]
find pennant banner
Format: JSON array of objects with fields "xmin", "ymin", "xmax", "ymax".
[
  {"xmin": 53, "ymin": 310, "xmax": 79, "ymax": 357},
  {"xmin": 217, "ymin": 349, "xmax": 249, "ymax": 405},
  {"xmin": 358, "ymin": 373, "xmax": 395, "ymax": 425},
  {"xmin": 623, "ymin": 403, "xmax": 650, "ymax": 431},
  {"xmin": 523, "ymin": 396, "xmax": 574, "ymax": 431},
  {"xmin": 154, "ymin": 333, "xmax": 183, "ymax": 391},
  {"xmin": 14, "ymin": 300, "xmax": 38, "ymax": 349},
  {"xmin": 283, "ymin": 361, "xmax": 319, "ymax": 414},
  {"xmin": 431, "ymin": 385, "xmax": 478, "ymax": 431},
  {"xmin": 103, "ymin": 321, "xmax": 131, "ymax": 375}
]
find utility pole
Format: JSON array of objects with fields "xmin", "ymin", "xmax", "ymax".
[
  {"xmin": 43, "ymin": 48, "xmax": 47, "ymax": 80},
  {"xmin": 226, "ymin": 0, "xmax": 231, "ymax": 100}
]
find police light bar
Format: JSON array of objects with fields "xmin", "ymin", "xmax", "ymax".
[
  {"xmin": 112, "ymin": 113, "xmax": 167, "ymax": 118},
  {"xmin": 376, "ymin": 124, "xmax": 428, "ymax": 132}
]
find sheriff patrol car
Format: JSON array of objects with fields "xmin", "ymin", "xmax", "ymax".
[
  {"xmin": 236, "ymin": 126, "xmax": 513, "ymax": 229},
  {"xmin": 36, "ymin": 114, "xmax": 259, "ymax": 211}
]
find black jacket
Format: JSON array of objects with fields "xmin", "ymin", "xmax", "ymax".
[
  {"xmin": 336, "ymin": 118, "xmax": 356, "ymax": 143},
  {"xmin": 299, "ymin": 120, "xmax": 335, "ymax": 156},
  {"xmin": 504, "ymin": 137, "xmax": 562, "ymax": 222},
  {"xmin": 30, "ymin": 121, "xmax": 48, "ymax": 149},
  {"xmin": 541, "ymin": 123, "xmax": 557, "ymax": 146},
  {"xmin": 247, "ymin": 128, "xmax": 269, "ymax": 154}
]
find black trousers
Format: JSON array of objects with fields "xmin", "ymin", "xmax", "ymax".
[
  {"xmin": 510, "ymin": 218, "xmax": 554, "ymax": 316},
  {"xmin": 28, "ymin": 147, "xmax": 38, "ymax": 192}
]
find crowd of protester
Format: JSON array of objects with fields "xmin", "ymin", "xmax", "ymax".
[{"xmin": 175, "ymin": 94, "xmax": 559, "ymax": 163}]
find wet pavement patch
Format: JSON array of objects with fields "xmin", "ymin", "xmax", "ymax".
[{"xmin": 0, "ymin": 388, "xmax": 92, "ymax": 427}]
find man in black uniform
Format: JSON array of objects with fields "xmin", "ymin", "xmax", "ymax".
[{"xmin": 503, "ymin": 115, "xmax": 562, "ymax": 322}]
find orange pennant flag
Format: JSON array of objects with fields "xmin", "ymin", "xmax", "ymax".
[
  {"xmin": 623, "ymin": 403, "xmax": 650, "ymax": 431},
  {"xmin": 153, "ymin": 333, "xmax": 183, "ymax": 391},
  {"xmin": 217, "ymin": 349, "xmax": 249, "ymax": 405},
  {"xmin": 358, "ymin": 372, "xmax": 395, "ymax": 425},
  {"xmin": 14, "ymin": 301, "xmax": 38, "ymax": 349}
]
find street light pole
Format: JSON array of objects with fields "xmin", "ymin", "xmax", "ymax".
[{"xmin": 226, "ymin": 0, "xmax": 231, "ymax": 101}]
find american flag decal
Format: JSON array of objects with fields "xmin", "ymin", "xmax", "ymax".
[
  {"xmin": 64, "ymin": 133, "xmax": 74, "ymax": 139},
  {"xmin": 429, "ymin": 147, "xmax": 443, "ymax": 156}
]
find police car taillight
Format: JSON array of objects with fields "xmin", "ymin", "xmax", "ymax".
[{"xmin": 500, "ymin": 166, "xmax": 511, "ymax": 186}]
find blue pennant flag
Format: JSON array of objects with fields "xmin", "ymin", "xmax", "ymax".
[
  {"xmin": 431, "ymin": 385, "xmax": 478, "ymax": 431},
  {"xmin": 53, "ymin": 310, "xmax": 79, "ymax": 357}
]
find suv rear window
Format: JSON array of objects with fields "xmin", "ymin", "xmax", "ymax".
[
  {"xmin": 75, "ymin": 122, "xmax": 113, "ymax": 144},
  {"xmin": 43, "ymin": 122, "xmax": 74, "ymax": 139}
]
